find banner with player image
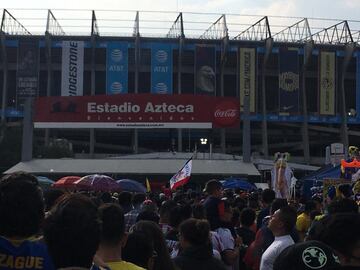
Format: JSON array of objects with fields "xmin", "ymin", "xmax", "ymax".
[
  {"xmin": 279, "ymin": 47, "xmax": 300, "ymax": 114},
  {"xmin": 151, "ymin": 43, "xmax": 173, "ymax": 94},
  {"xmin": 195, "ymin": 45, "xmax": 216, "ymax": 95},
  {"xmin": 319, "ymin": 51, "xmax": 336, "ymax": 115},
  {"xmin": 271, "ymin": 152, "xmax": 295, "ymax": 200},
  {"xmin": 239, "ymin": 48, "xmax": 256, "ymax": 113},
  {"xmin": 106, "ymin": 42, "xmax": 128, "ymax": 94}
]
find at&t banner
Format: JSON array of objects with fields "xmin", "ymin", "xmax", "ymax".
[
  {"xmin": 16, "ymin": 40, "xmax": 39, "ymax": 99},
  {"xmin": 279, "ymin": 47, "xmax": 300, "ymax": 114},
  {"xmin": 319, "ymin": 51, "xmax": 336, "ymax": 115},
  {"xmin": 61, "ymin": 41, "xmax": 84, "ymax": 96},
  {"xmin": 151, "ymin": 43, "xmax": 173, "ymax": 94},
  {"xmin": 195, "ymin": 45, "xmax": 216, "ymax": 95},
  {"xmin": 106, "ymin": 42, "xmax": 128, "ymax": 94},
  {"xmin": 239, "ymin": 48, "xmax": 256, "ymax": 113}
]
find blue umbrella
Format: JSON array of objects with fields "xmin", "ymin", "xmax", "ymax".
[
  {"xmin": 221, "ymin": 178, "xmax": 257, "ymax": 191},
  {"xmin": 116, "ymin": 179, "xmax": 147, "ymax": 193},
  {"xmin": 37, "ymin": 176, "xmax": 55, "ymax": 190}
]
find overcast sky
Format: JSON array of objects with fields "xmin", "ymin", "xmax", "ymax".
[{"xmin": 4, "ymin": 0, "xmax": 360, "ymax": 36}]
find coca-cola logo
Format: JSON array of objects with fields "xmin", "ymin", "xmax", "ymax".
[{"xmin": 213, "ymin": 101, "xmax": 239, "ymax": 127}]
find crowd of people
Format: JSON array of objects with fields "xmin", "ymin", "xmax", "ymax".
[{"xmin": 0, "ymin": 171, "xmax": 359, "ymax": 270}]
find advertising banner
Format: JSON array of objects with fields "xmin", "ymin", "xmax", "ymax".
[
  {"xmin": 195, "ymin": 45, "xmax": 216, "ymax": 95},
  {"xmin": 151, "ymin": 43, "xmax": 172, "ymax": 94},
  {"xmin": 357, "ymin": 51, "xmax": 360, "ymax": 118},
  {"xmin": 319, "ymin": 51, "xmax": 336, "ymax": 115},
  {"xmin": 239, "ymin": 48, "xmax": 256, "ymax": 112},
  {"xmin": 106, "ymin": 42, "xmax": 128, "ymax": 94},
  {"xmin": 16, "ymin": 40, "xmax": 39, "ymax": 99},
  {"xmin": 34, "ymin": 94, "xmax": 240, "ymax": 129},
  {"xmin": 61, "ymin": 41, "xmax": 84, "ymax": 96},
  {"xmin": 279, "ymin": 47, "xmax": 300, "ymax": 114}
]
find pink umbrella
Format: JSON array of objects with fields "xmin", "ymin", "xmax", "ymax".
[
  {"xmin": 74, "ymin": 174, "xmax": 121, "ymax": 192},
  {"xmin": 52, "ymin": 176, "xmax": 81, "ymax": 189}
]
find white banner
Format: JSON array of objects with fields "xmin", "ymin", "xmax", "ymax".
[{"xmin": 61, "ymin": 41, "xmax": 84, "ymax": 96}]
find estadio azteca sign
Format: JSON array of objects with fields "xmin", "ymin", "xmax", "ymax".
[{"xmin": 34, "ymin": 94, "xmax": 240, "ymax": 129}]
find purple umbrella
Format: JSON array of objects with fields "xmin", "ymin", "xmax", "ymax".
[
  {"xmin": 75, "ymin": 174, "xmax": 121, "ymax": 192},
  {"xmin": 116, "ymin": 179, "xmax": 147, "ymax": 193}
]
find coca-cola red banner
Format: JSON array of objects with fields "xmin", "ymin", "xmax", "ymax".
[{"xmin": 34, "ymin": 94, "xmax": 240, "ymax": 129}]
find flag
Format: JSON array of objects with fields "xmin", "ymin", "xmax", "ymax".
[
  {"xmin": 170, "ymin": 158, "xmax": 193, "ymax": 190},
  {"xmin": 146, "ymin": 178, "xmax": 151, "ymax": 192}
]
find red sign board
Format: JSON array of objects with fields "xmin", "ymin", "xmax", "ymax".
[{"xmin": 34, "ymin": 94, "xmax": 240, "ymax": 129}]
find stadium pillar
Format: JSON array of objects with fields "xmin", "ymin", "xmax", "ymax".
[
  {"xmin": 177, "ymin": 36, "xmax": 184, "ymax": 152},
  {"xmin": 340, "ymin": 43, "xmax": 355, "ymax": 149},
  {"xmin": 243, "ymin": 95, "xmax": 251, "ymax": 162},
  {"xmin": 44, "ymin": 32, "xmax": 52, "ymax": 146},
  {"xmin": 133, "ymin": 25, "xmax": 140, "ymax": 154},
  {"xmin": 0, "ymin": 32, "xmax": 8, "ymax": 142},
  {"xmin": 89, "ymin": 30, "xmax": 97, "ymax": 157},
  {"xmin": 261, "ymin": 38, "xmax": 273, "ymax": 159},
  {"xmin": 21, "ymin": 98, "xmax": 33, "ymax": 161},
  {"xmin": 301, "ymin": 41, "xmax": 313, "ymax": 164},
  {"xmin": 220, "ymin": 35, "xmax": 228, "ymax": 154}
]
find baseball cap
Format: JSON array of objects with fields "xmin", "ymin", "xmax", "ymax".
[{"xmin": 273, "ymin": 241, "xmax": 341, "ymax": 270}]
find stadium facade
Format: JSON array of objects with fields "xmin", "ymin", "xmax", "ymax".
[{"xmin": 1, "ymin": 9, "xmax": 360, "ymax": 177}]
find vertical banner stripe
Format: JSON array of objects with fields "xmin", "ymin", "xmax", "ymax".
[
  {"xmin": 357, "ymin": 51, "xmax": 360, "ymax": 118},
  {"xmin": 151, "ymin": 43, "xmax": 173, "ymax": 94},
  {"xmin": 106, "ymin": 42, "xmax": 128, "ymax": 94},
  {"xmin": 239, "ymin": 48, "xmax": 256, "ymax": 112},
  {"xmin": 16, "ymin": 40, "xmax": 39, "ymax": 99},
  {"xmin": 195, "ymin": 45, "xmax": 216, "ymax": 95},
  {"xmin": 61, "ymin": 41, "xmax": 84, "ymax": 96},
  {"xmin": 319, "ymin": 51, "xmax": 336, "ymax": 115},
  {"xmin": 279, "ymin": 47, "xmax": 300, "ymax": 113}
]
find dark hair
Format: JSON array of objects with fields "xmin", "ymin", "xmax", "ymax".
[
  {"xmin": 192, "ymin": 203, "xmax": 206, "ymax": 219},
  {"xmin": 277, "ymin": 206, "xmax": 297, "ymax": 233},
  {"xmin": 179, "ymin": 218, "xmax": 210, "ymax": 246},
  {"xmin": 261, "ymin": 189, "xmax": 276, "ymax": 204},
  {"xmin": 98, "ymin": 203, "xmax": 125, "ymax": 245},
  {"xmin": 240, "ymin": 208, "xmax": 256, "ymax": 227},
  {"xmin": 43, "ymin": 189, "xmax": 66, "ymax": 212},
  {"xmin": 327, "ymin": 198, "xmax": 358, "ymax": 214},
  {"xmin": 304, "ymin": 200, "xmax": 317, "ymax": 213},
  {"xmin": 159, "ymin": 200, "xmax": 177, "ymax": 218},
  {"xmin": 136, "ymin": 210, "xmax": 160, "ymax": 224},
  {"xmin": 123, "ymin": 231, "xmax": 154, "ymax": 268},
  {"xmin": 0, "ymin": 172, "xmax": 44, "ymax": 238},
  {"xmin": 43, "ymin": 193, "xmax": 100, "ymax": 269},
  {"xmin": 131, "ymin": 221, "xmax": 176, "ymax": 270},
  {"xmin": 204, "ymin": 179, "xmax": 222, "ymax": 194},
  {"xmin": 169, "ymin": 205, "xmax": 184, "ymax": 228},
  {"xmin": 338, "ymin": 184, "xmax": 352, "ymax": 198},
  {"xmin": 132, "ymin": 193, "xmax": 146, "ymax": 206},
  {"xmin": 118, "ymin": 191, "xmax": 132, "ymax": 212},
  {"xmin": 270, "ymin": 198, "xmax": 288, "ymax": 215}
]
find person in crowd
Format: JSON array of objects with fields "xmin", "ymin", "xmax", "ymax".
[
  {"xmin": 122, "ymin": 231, "xmax": 155, "ymax": 270},
  {"xmin": 273, "ymin": 240, "xmax": 341, "ymax": 270},
  {"xmin": 296, "ymin": 200, "xmax": 317, "ymax": 241},
  {"xmin": 165, "ymin": 205, "xmax": 185, "ymax": 241},
  {"xmin": 308, "ymin": 213, "xmax": 360, "ymax": 268},
  {"xmin": 136, "ymin": 210, "xmax": 160, "ymax": 224},
  {"xmin": 0, "ymin": 172, "xmax": 55, "ymax": 269},
  {"xmin": 260, "ymin": 206, "xmax": 297, "ymax": 270},
  {"xmin": 118, "ymin": 191, "xmax": 133, "ymax": 214},
  {"xmin": 203, "ymin": 180, "xmax": 225, "ymax": 230},
  {"xmin": 124, "ymin": 193, "xmax": 147, "ymax": 231},
  {"xmin": 131, "ymin": 220, "xmax": 177, "ymax": 270},
  {"xmin": 173, "ymin": 218, "xmax": 227, "ymax": 270},
  {"xmin": 256, "ymin": 189, "xmax": 276, "ymax": 230},
  {"xmin": 43, "ymin": 193, "xmax": 100, "ymax": 270},
  {"xmin": 237, "ymin": 208, "xmax": 256, "ymax": 247},
  {"xmin": 95, "ymin": 203, "xmax": 145, "ymax": 270},
  {"xmin": 159, "ymin": 200, "xmax": 178, "ymax": 234},
  {"xmin": 43, "ymin": 189, "xmax": 66, "ymax": 212}
]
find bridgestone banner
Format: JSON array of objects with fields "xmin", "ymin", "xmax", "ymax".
[
  {"xmin": 106, "ymin": 42, "xmax": 128, "ymax": 94},
  {"xmin": 239, "ymin": 48, "xmax": 256, "ymax": 113},
  {"xmin": 61, "ymin": 41, "xmax": 84, "ymax": 96},
  {"xmin": 319, "ymin": 51, "xmax": 336, "ymax": 115},
  {"xmin": 16, "ymin": 40, "xmax": 39, "ymax": 99},
  {"xmin": 33, "ymin": 94, "xmax": 240, "ymax": 129},
  {"xmin": 279, "ymin": 47, "xmax": 300, "ymax": 114},
  {"xmin": 151, "ymin": 43, "xmax": 173, "ymax": 94},
  {"xmin": 195, "ymin": 45, "xmax": 216, "ymax": 95}
]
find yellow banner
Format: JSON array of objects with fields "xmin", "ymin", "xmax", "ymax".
[
  {"xmin": 239, "ymin": 48, "xmax": 256, "ymax": 112},
  {"xmin": 319, "ymin": 52, "xmax": 336, "ymax": 115}
]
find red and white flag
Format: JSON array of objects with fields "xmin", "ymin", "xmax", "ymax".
[{"xmin": 170, "ymin": 158, "xmax": 193, "ymax": 190}]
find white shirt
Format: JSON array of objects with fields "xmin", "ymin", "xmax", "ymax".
[{"xmin": 260, "ymin": 234, "xmax": 294, "ymax": 270}]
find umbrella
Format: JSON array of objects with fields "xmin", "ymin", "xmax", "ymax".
[
  {"xmin": 221, "ymin": 178, "xmax": 257, "ymax": 191},
  {"xmin": 116, "ymin": 179, "xmax": 147, "ymax": 193},
  {"xmin": 52, "ymin": 176, "xmax": 81, "ymax": 189},
  {"xmin": 75, "ymin": 174, "xmax": 121, "ymax": 192},
  {"xmin": 37, "ymin": 176, "xmax": 55, "ymax": 190}
]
